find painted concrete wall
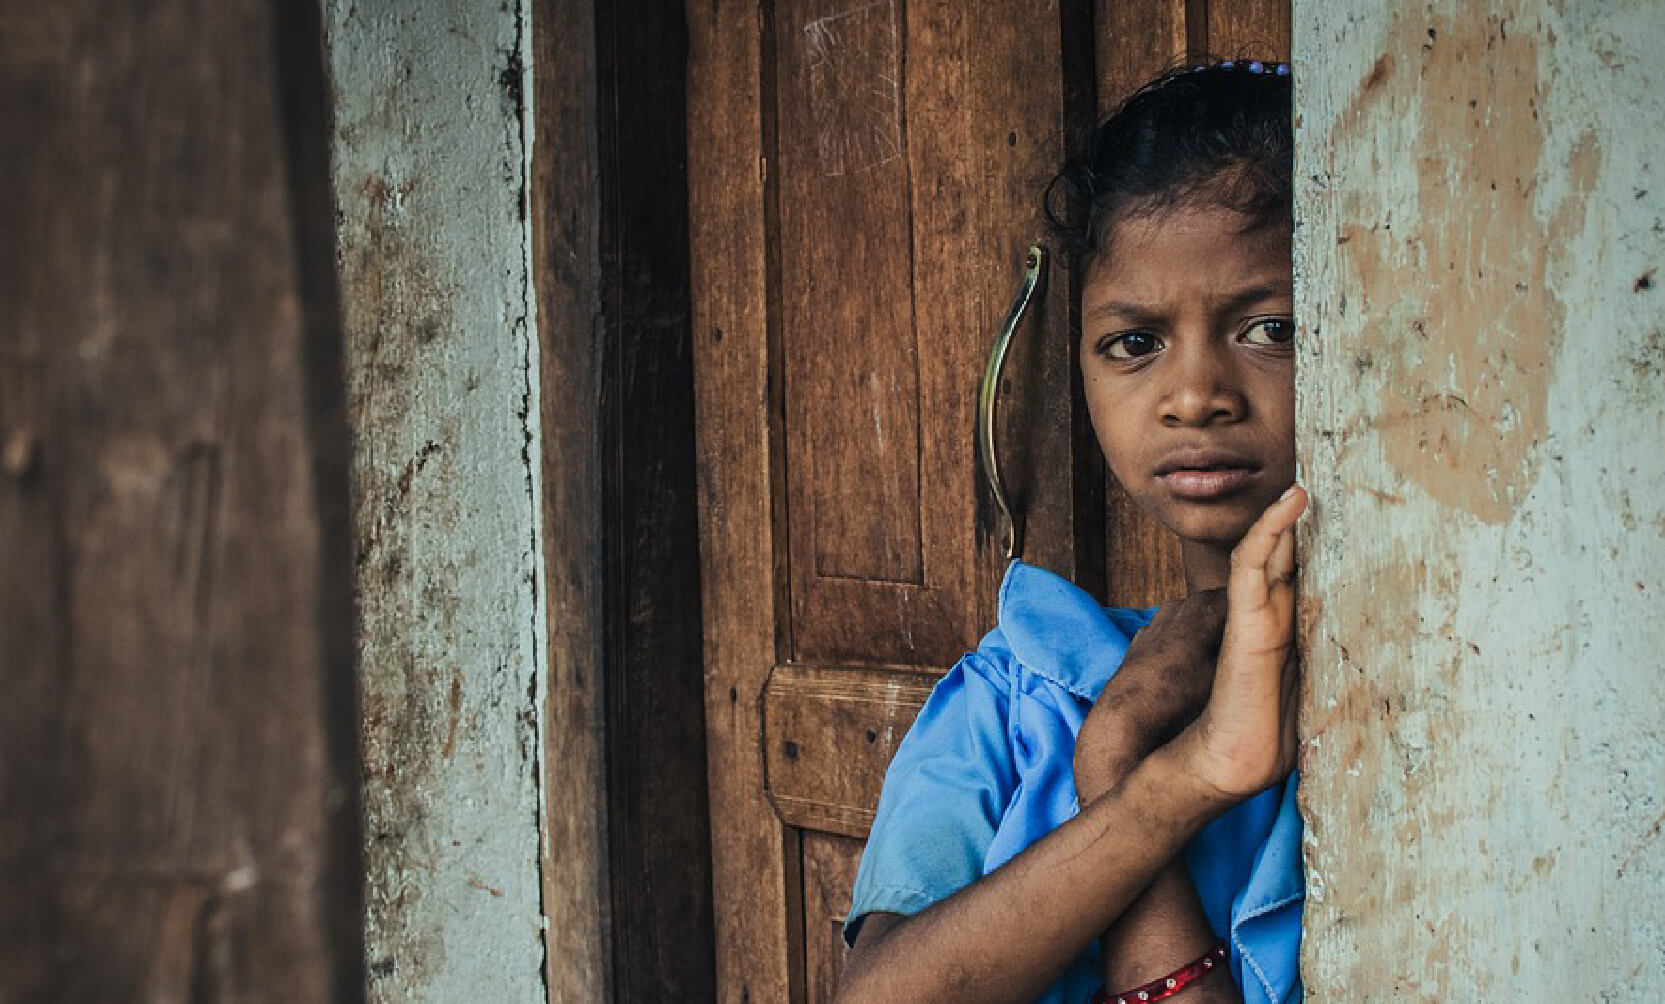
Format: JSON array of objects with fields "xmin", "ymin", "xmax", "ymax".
[
  {"xmin": 326, "ymin": 2, "xmax": 547, "ymax": 1000},
  {"xmin": 1296, "ymin": 0, "xmax": 1665, "ymax": 997}
]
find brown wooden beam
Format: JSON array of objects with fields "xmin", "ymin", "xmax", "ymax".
[
  {"xmin": 534, "ymin": 0, "xmax": 715, "ymax": 999},
  {"xmin": 0, "ymin": 0, "xmax": 363, "ymax": 998}
]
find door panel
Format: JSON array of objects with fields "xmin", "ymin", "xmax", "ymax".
[
  {"xmin": 690, "ymin": 1, "xmax": 1289, "ymax": 1000},
  {"xmin": 776, "ymin": 0, "xmax": 1087, "ymax": 670},
  {"xmin": 763, "ymin": 664, "xmax": 938, "ymax": 837},
  {"xmin": 801, "ymin": 832, "xmax": 864, "ymax": 1004},
  {"xmin": 780, "ymin": 0, "xmax": 922, "ymax": 591}
]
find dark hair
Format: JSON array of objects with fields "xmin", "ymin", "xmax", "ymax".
[{"xmin": 1045, "ymin": 59, "xmax": 1293, "ymax": 260}]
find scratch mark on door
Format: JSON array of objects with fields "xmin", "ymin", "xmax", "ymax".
[{"xmin": 804, "ymin": 0, "xmax": 903, "ymax": 177}]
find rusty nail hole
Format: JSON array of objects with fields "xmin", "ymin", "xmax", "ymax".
[
  {"xmin": 865, "ymin": 729, "xmax": 878, "ymax": 744},
  {"xmin": 712, "ymin": 327, "xmax": 724, "ymax": 343},
  {"xmin": 1635, "ymin": 270, "xmax": 1655, "ymax": 293},
  {"xmin": 782, "ymin": 740, "xmax": 799, "ymax": 760}
]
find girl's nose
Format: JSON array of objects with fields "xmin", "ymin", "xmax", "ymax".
[{"xmin": 1160, "ymin": 346, "xmax": 1246, "ymax": 427}]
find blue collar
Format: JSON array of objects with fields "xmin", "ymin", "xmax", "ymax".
[{"xmin": 995, "ymin": 561, "xmax": 1157, "ymax": 703}]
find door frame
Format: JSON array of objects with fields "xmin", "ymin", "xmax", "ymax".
[{"xmin": 532, "ymin": 1, "xmax": 715, "ymax": 1000}]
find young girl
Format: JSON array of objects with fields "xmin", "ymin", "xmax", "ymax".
[{"xmin": 837, "ymin": 60, "xmax": 1305, "ymax": 1004}]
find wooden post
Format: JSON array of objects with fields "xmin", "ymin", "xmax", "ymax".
[{"xmin": 0, "ymin": 0, "xmax": 362, "ymax": 1000}]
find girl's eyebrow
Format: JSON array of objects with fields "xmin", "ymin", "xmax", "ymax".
[
  {"xmin": 1085, "ymin": 281, "xmax": 1293, "ymax": 327},
  {"xmin": 1215, "ymin": 280, "xmax": 1294, "ymax": 315},
  {"xmin": 1085, "ymin": 300, "xmax": 1167, "ymax": 326}
]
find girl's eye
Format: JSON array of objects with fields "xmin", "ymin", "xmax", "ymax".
[
  {"xmin": 1241, "ymin": 317, "xmax": 1296, "ymax": 346},
  {"xmin": 1097, "ymin": 331, "xmax": 1163, "ymax": 360}
]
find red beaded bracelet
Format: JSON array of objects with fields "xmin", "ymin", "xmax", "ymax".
[{"xmin": 1089, "ymin": 944, "xmax": 1228, "ymax": 1004}]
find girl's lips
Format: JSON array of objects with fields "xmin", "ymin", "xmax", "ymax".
[{"xmin": 1157, "ymin": 466, "xmax": 1260, "ymax": 500}]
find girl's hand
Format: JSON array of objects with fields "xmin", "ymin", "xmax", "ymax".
[
  {"xmin": 1073, "ymin": 590, "xmax": 1226, "ymax": 803},
  {"xmin": 1175, "ymin": 486, "xmax": 1308, "ymax": 805}
]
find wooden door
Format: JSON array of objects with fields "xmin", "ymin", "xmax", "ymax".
[{"xmin": 687, "ymin": 2, "xmax": 1289, "ymax": 1000}]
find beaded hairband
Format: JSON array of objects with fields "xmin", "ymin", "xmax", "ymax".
[{"xmin": 1195, "ymin": 59, "xmax": 1291, "ymax": 76}]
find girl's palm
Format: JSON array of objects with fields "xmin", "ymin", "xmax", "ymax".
[{"xmin": 1183, "ymin": 486, "xmax": 1307, "ymax": 801}]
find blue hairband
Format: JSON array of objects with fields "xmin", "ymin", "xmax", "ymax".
[{"xmin": 1197, "ymin": 60, "xmax": 1291, "ymax": 76}]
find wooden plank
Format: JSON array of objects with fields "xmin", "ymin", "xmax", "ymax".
[
  {"xmin": 0, "ymin": 0, "xmax": 362, "ymax": 999},
  {"xmin": 774, "ymin": 0, "xmax": 1093, "ymax": 668},
  {"xmin": 593, "ymin": 0, "xmax": 717, "ymax": 998},
  {"xmin": 777, "ymin": 0, "xmax": 924, "ymax": 587},
  {"xmin": 1060, "ymin": 0, "xmax": 1111, "ymax": 607},
  {"xmin": 532, "ymin": 0, "xmax": 612, "ymax": 1000},
  {"xmin": 962, "ymin": 0, "xmax": 1100, "ymax": 609},
  {"xmin": 801, "ymin": 832, "xmax": 865, "ymax": 1004},
  {"xmin": 1095, "ymin": 0, "xmax": 1188, "ymax": 116},
  {"xmin": 762, "ymin": 665, "xmax": 938, "ymax": 838},
  {"xmin": 1104, "ymin": 482, "xmax": 1190, "ymax": 606},
  {"xmin": 687, "ymin": 0, "xmax": 801, "ymax": 999},
  {"xmin": 774, "ymin": 0, "xmax": 969, "ymax": 670},
  {"xmin": 1205, "ymin": 0, "xmax": 1292, "ymax": 59}
]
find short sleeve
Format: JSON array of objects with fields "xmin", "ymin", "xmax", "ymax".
[{"xmin": 843, "ymin": 650, "xmax": 1017, "ymax": 946}]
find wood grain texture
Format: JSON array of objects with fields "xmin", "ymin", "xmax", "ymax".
[
  {"xmin": 1104, "ymin": 480, "xmax": 1189, "ymax": 607},
  {"xmin": 1095, "ymin": 0, "xmax": 1188, "ymax": 117},
  {"xmin": 687, "ymin": 0, "xmax": 801, "ymax": 999},
  {"xmin": 801, "ymin": 832, "xmax": 863, "ymax": 1004},
  {"xmin": 777, "ymin": 0, "xmax": 923, "ymax": 587},
  {"xmin": 959, "ymin": 0, "xmax": 1100, "ymax": 618},
  {"xmin": 0, "ymin": 0, "xmax": 362, "ymax": 999},
  {"xmin": 534, "ymin": 1, "xmax": 720, "ymax": 999},
  {"xmin": 1204, "ymin": 0, "xmax": 1291, "ymax": 58},
  {"xmin": 776, "ymin": 0, "xmax": 966, "ymax": 669},
  {"xmin": 762, "ymin": 665, "xmax": 937, "ymax": 837},
  {"xmin": 535, "ymin": 1, "xmax": 719, "ymax": 999},
  {"xmin": 533, "ymin": 0, "xmax": 612, "ymax": 999},
  {"xmin": 594, "ymin": 0, "xmax": 718, "ymax": 997},
  {"xmin": 774, "ymin": 0, "xmax": 1092, "ymax": 668}
]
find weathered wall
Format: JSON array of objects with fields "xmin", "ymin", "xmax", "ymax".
[
  {"xmin": 326, "ymin": 2, "xmax": 547, "ymax": 1000},
  {"xmin": 1296, "ymin": 0, "xmax": 1665, "ymax": 997}
]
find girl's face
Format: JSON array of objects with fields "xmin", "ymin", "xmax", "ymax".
[{"xmin": 1080, "ymin": 203, "xmax": 1296, "ymax": 553}]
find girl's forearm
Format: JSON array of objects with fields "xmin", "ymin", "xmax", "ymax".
[
  {"xmin": 1098, "ymin": 862, "xmax": 1240, "ymax": 1002},
  {"xmin": 835, "ymin": 744, "xmax": 1227, "ymax": 1004}
]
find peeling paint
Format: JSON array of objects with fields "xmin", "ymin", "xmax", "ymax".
[
  {"xmin": 1337, "ymin": 13, "xmax": 1599, "ymax": 525},
  {"xmin": 1297, "ymin": 0, "xmax": 1665, "ymax": 998}
]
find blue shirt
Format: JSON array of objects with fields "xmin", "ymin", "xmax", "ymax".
[{"xmin": 845, "ymin": 561, "xmax": 1304, "ymax": 1003}]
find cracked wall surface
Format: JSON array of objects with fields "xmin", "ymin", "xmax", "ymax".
[
  {"xmin": 326, "ymin": 1, "xmax": 547, "ymax": 1000},
  {"xmin": 1296, "ymin": 0, "xmax": 1665, "ymax": 997}
]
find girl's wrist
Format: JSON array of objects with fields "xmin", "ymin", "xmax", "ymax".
[
  {"xmin": 1072, "ymin": 743, "xmax": 1137, "ymax": 806},
  {"xmin": 1129, "ymin": 736, "xmax": 1243, "ymax": 830},
  {"xmin": 1161, "ymin": 723, "xmax": 1272, "ymax": 819}
]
